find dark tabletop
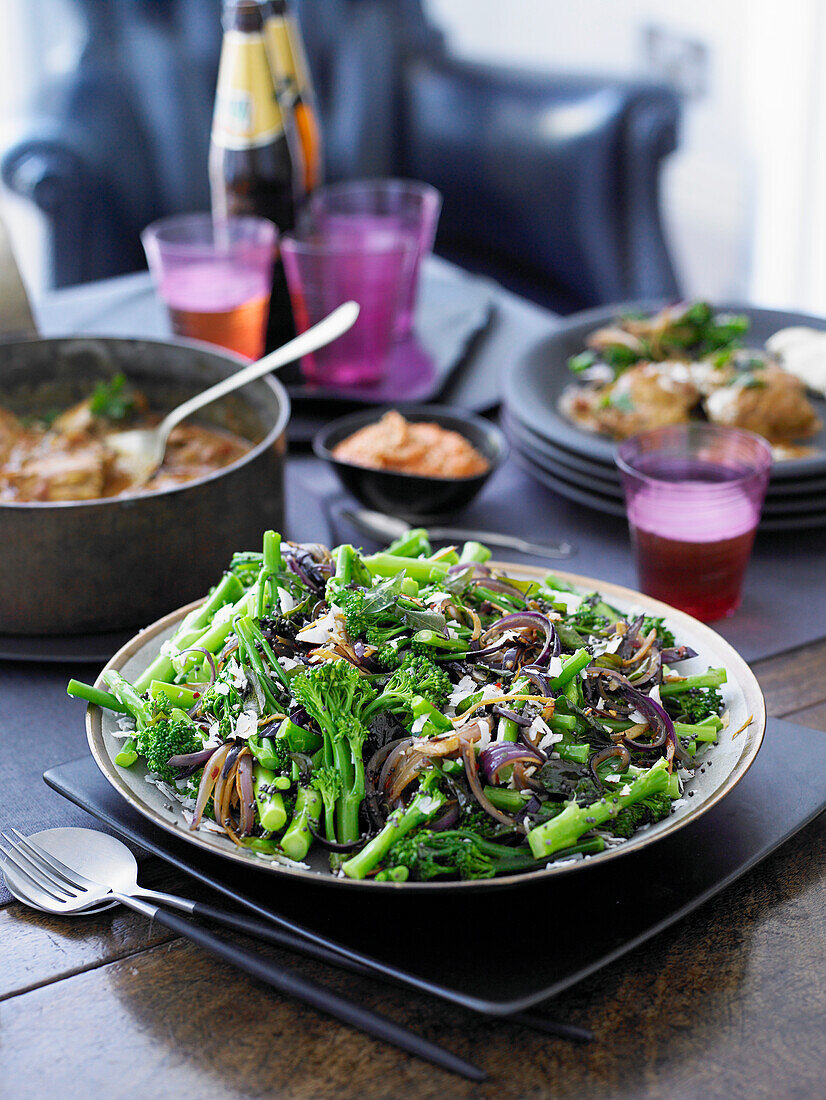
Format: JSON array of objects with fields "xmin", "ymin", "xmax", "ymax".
[{"xmin": 1, "ymin": 268, "xmax": 824, "ymax": 1099}]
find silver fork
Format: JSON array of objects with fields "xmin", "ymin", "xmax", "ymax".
[{"xmin": 0, "ymin": 830, "xmax": 486, "ymax": 1080}]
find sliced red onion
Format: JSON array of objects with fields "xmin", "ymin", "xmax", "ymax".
[
  {"xmin": 470, "ymin": 577, "xmax": 529, "ymax": 601},
  {"xmin": 287, "ymin": 554, "xmax": 324, "ymax": 594},
  {"xmin": 462, "ymin": 738, "xmax": 517, "ymax": 828},
  {"xmin": 589, "ymin": 744, "xmax": 631, "ymax": 787},
  {"xmin": 462, "ymin": 638, "xmax": 512, "ymax": 663},
  {"xmin": 236, "ymin": 751, "xmax": 255, "ymax": 836},
  {"xmin": 352, "ymin": 641, "xmax": 382, "ymax": 672},
  {"xmin": 588, "ymin": 667, "xmax": 691, "ymax": 766},
  {"xmin": 481, "ymin": 612, "xmax": 559, "ymax": 665},
  {"xmin": 661, "ymin": 645, "xmax": 698, "ymax": 664},
  {"xmin": 167, "ymin": 746, "xmax": 218, "ymax": 778},
  {"xmin": 618, "ymin": 615, "xmax": 644, "ymax": 659},
  {"xmin": 448, "ymin": 562, "xmax": 490, "ymax": 576},
  {"xmin": 191, "ymin": 744, "xmax": 231, "ymax": 830},
  {"xmin": 490, "ymin": 704, "xmax": 532, "ymax": 727},
  {"xmin": 429, "ymin": 801, "xmax": 461, "ymax": 832},
  {"xmin": 221, "ymin": 742, "xmax": 245, "ymax": 778},
  {"xmin": 479, "ymin": 741, "xmax": 544, "ymax": 784},
  {"xmin": 521, "ymin": 665, "xmax": 551, "ymax": 696}
]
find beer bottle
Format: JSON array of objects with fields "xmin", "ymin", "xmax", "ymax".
[
  {"xmin": 210, "ymin": 0, "xmax": 304, "ymax": 348},
  {"xmin": 261, "ymin": 0, "xmax": 323, "ymax": 192}
]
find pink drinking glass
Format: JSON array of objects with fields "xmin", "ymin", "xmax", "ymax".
[
  {"xmin": 616, "ymin": 424, "xmax": 772, "ymax": 621},
  {"xmin": 142, "ymin": 213, "xmax": 277, "ymax": 360},
  {"xmin": 306, "ymin": 179, "xmax": 442, "ymax": 337},
  {"xmin": 281, "ymin": 226, "xmax": 415, "ymax": 387}
]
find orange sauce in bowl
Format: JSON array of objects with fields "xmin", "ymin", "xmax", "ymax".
[{"xmin": 332, "ymin": 411, "xmax": 489, "ymax": 479}]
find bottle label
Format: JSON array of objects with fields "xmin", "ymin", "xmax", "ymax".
[
  {"xmin": 263, "ymin": 15, "xmax": 306, "ymax": 96},
  {"xmin": 212, "ymin": 30, "xmax": 284, "ymax": 150}
]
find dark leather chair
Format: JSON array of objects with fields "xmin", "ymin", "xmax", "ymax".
[{"xmin": 2, "ymin": 0, "xmax": 681, "ymax": 313}]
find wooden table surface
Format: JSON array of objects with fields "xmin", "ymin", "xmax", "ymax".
[{"xmin": 1, "ymin": 641, "xmax": 823, "ymax": 1100}]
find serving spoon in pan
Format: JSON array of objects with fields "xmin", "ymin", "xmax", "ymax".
[{"xmin": 105, "ymin": 300, "xmax": 359, "ymax": 486}]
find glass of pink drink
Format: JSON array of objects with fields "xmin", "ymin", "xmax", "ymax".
[
  {"xmin": 307, "ymin": 179, "xmax": 442, "ymax": 338},
  {"xmin": 142, "ymin": 214, "xmax": 277, "ymax": 360},
  {"xmin": 616, "ymin": 425, "xmax": 772, "ymax": 621},
  {"xmin": 281, "ymin": 225, "xmax": 415, "ymax": 387}
]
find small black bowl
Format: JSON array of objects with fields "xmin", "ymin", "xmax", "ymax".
[{"xmin": 313, "ymin": 404, "xmax": 508, "ymax": 520}]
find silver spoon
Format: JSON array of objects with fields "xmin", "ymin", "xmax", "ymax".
[
  {"xmin": 106, "ymin": 300, "xmax": 359, "ymax": 485},
  {"xmin": 0, "ymin": 826, "xmax": 486, "ymax": 1080}
]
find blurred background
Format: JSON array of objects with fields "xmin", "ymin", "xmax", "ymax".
[{"xmin": 1, "ymin": 0, "xmax": 825, "ymax": 313}]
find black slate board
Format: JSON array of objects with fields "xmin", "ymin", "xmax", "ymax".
[{"xmin": 43, "ymin": 718, "xmax": 825, "ymax": 1015}]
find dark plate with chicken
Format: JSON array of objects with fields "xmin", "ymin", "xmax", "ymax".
[{"xmin": 504, "ymin": 300, "xmax": 826, "ymax": 480}]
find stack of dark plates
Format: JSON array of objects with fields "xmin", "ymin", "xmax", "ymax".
[{"xmin": 502, "ymin": 302, "xmax": 826, "ymax": 531}]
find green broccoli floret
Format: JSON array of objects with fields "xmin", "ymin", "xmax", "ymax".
[
  {"xmin": 569, "ymin": 599, "xmax": 610, "ymax": 634},
  {"xmin": 668, "ymin": 687, "xmax": 724, "ymax": 723},
  {"xmin": 291, "ymin": 660, "xmax": 375, "ymax": 843},
  {"xmin": 609, "ymin": 790, "xmax": 673, "ymax": 839},
  {"xmin": 642, "ymin": 615, "xmax": 675, "ymax": 648},
  {"xmin": 198, "ymin": 681, "xmax": 243, "ymax": 739},
  {"xmin": 136, "ymin": 718, "xmax": 201, "ymax": 783},
  {"xmin": 365, "ymin": 652, "xmax": 452, "ymax": 721},
  {"xmin": 335, "ymin": 587, "xmax": 373, "ymax": 640},
  {"xmin": 311, "ymin": 765, "xmax": 343, "ymax": 842},
  {"xmin": 384, "ymin": 828, "xmax": 603, "ymax": 881}
]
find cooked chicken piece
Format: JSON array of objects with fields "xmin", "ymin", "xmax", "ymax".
[
  {"xmin": 703, "ymin": 367, "xmax": 821, "ymax": 442},
  {"xmin": 50, "ymin": 398, "xmax": 97, "ymax": 439},
  {"xmin": 561, "ymin": 362, "xmax": 701, "ymax": 440},
  {"xmin": 0, "ymin": 406, "xmax": 24, "ymax": 465},
  {"xmin": 6, "ymin": 438, "xmax": 109, "ymax": 501}
]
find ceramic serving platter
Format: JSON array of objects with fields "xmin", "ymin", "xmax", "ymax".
[{"xmin": 86, "ymin": 563, "xmax": 766, "ymax": 891}]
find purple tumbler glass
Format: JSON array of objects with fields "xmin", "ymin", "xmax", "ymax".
[
  {"xmin": 616, "ymin": 424, "xmax": 772, "ymax": 621},
  {"xmin": 281, "ymin": 226, "xmax": 415, "ymax": 387},
  {"xmin": 307, "ymin": 179, "xmax": 442, "ymax": 337}
]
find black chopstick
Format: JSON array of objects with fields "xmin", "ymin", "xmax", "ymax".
[
  {"xmin": 189, "ymin": 897, "xmax": 590, "ymax": 1043},
  {"xmin": 145, "ymin": 902, "xmax": 485, "ymax": 1081}
]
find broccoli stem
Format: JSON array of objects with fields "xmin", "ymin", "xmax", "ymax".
[
  {"xmin": 496, "ymin": 676, "xmax": 531, "ymax": 742},
  {"xmin": 114, "ymin": 737, "xmax": 139, "ymax": 768},
  {"xmin": 233, "ymin": 616, "xmax": 285, "ymax": 710},
  {"xmin": 458, "ymin": 540, "xmax": 492, "ymax": 564},
  {"xmin": 659, "ymin": 669, "xmax": 727, "ymax": 696},
  {"xmin": 148, "ymin": 681, "xmax": 199, "ymax": 710},
  {"xmin": 528, "ymin": 758, "xmax": 669, "ymax": 858},
  {"xmin": 428, "ymin": 546, "xmax": 460, "ymax": 565},
  {"xmin": 280, "ymin": 787, "xmax": 322, "ymax": 861},
  {"xmin": 548, "ymin": 648, "xmax": 591, "ymax": 690},
  {"xmin": 342, "ymin": 776, "xmax": 446, "ymax": 880},
  {"xmin": 386, "ymin": 527, "xmax": 432, "ymax": 558},
  {"xmin": 103, "ymin": 670, "xmax": 152, "ymax": 729},
  {"xmin": 253, "ymin": 764, "xmax": 288, "ymax": 832},
  {"xmin": 134, "ymin": 572, "xmax": 246, "ymax": 690},
  {"xmin": 67, "ymin": 679, "xmax": 128, "ymax": 713},
  {"xmin": 275, "ymin": 716, "xmax": 322, "ymax": 754},
  {"xmin": 556, "ymin": 743, "xmax": 591, "ymax": 764},
  {"xmin": 256, "ymin": 530, "xmax": 283, "ymax": 617},
  {"xmin": 548, "ymin": 713, "xmax": 577, "ymax": 731},
  {"xmin": 483, "ymin": 787, "xmax": 532, "ymax": 813},
  {"xmin": 362, "ymin": 552, "xmax": 450, "ymax": 585},
  {"xmin": 411, "ymin": 629, "xmax": 467, "ymax": 652},
  {"xmin": 241, "ymin": 615, "xmax": 292, "ymax": 691},
  {"xmin": 674, "ymin": 719, "xmax": 720, "ymax": 742}
]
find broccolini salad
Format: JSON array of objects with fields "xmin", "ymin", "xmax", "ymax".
[{"xmin": 69, "ymin": 529, "xmax": 730, "ymax": 882}]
